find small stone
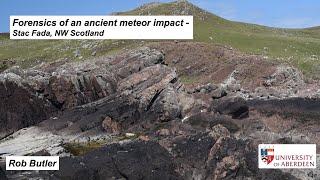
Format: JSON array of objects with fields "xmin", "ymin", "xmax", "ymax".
[
  {"xmin": 206, "ymin": 83, "xmax": 218, "ymax": 92},
  {"xmin": 200, "ymin": 88, "xmax": 207, "ymax": 93},
  {"xmin": 157, "ymin": 129, "xmax": 170, "ymax": 136},
  {"xmin": 211, "ymin": 87, "xmax": 227, "ymax": 99},
  {"xmin": 227, "ymin": 84, "xmax": 241, "ymax": 92},
  {"xmin": 138, "ymin": 135, "xmax": 150, "ymax": 141},
  {"xmin": 73, "ymin": 49, "xmax": 81, "ymax": 57},
  {"xmin": 209, "ymin": 124, "xmax": 230, "ymax": 139},
  {"xmin": 125, "ymin": 133, "xmax": 136, "ymax": 138},
  {"xmin": 172, "ymin": 59, "xmax": 179, "ymax": 64}
]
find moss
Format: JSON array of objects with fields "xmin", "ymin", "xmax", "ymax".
[
  {"xmin": 180, "ymin": 75, "xmax": 199, "ymax": 84},
  {"xmin": 63, "ymin": 141, "xmax": 104, "ymax": 156},
  {"xmin": 0, "ymin": 63, "xmax": 8, "ymax": 72}
]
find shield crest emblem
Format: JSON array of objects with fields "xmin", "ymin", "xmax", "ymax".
[{"xmin": 261, "ymin": 147, "xmax": 274, "ymax": 164}]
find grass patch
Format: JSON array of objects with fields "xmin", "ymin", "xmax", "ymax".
[
  {"xmin": 63, "ymin": 141, "xmax": 105, "ymax": 156},
  {"xmin": 0, "ymin": 63, "xmax": 8, "ymax": 72},
  {"xmin": 180, "ymin": 75, "xmax": 199, "ymax": 85},
  {"xmin": 63, "ymin": 133, "xmax": 142, "ymax": 156},
  {"xmin": 0, "ymin": 33, "xmax": 142, "ymax": 69}
]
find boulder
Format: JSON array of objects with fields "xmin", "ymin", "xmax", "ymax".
[
  {"xmin": 147, "ymin": 86, "xmax": 182, "ymax": 122},
  {"xmin": 211, "ymin": 87, "xmax": 227, "ymax": 99},
  {"xmin": 157, "ymin": 128, "xmax": 171, "ymax": 136},
  {"xmin": 194, "ymin": 83, "xmax": 218, "ymax": 94}
]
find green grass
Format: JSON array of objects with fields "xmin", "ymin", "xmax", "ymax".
[
  {"xmin": 63, "ymin": 141, "xmax": 105, "ymax": 156},
  {"xmin": 0, "ymin": 33, "xmax": 139, "ymax": 69},
  {"xmin": 1, "ymin": 1, "xmax": 320, "ymax": 78},
  {"xmin": 0, "ymin": 63, "xmax": 8, "ymax": 71},
  {"xmin": 62, "ymin": 133, "xmax": 142, "ymax": 156},
  {"xmin": 180, "ymin": 75, "xmax": 199, "ymax": 85}
]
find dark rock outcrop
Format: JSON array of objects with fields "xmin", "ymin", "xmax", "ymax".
[
  {"xmin": 51, "ymin": 141, "xmax": 182, "ymax": 180},
  {"xmin": 157, "ymin": 124, "xmax": 299, "ymax": 180},
  {"xmin": 12, "ymin": 124, "xmax": 297, "ymax": 180},
  {"xmin": 248, "ymin": 98, "xmax": 320, "ymax": 122},
  {"xmin": 0, "ymin": 73, "xmax": 55, "ymax": 139},
  {"xmin": 215, "ymin": 97, "xmax": 249, "ymax": 119}
]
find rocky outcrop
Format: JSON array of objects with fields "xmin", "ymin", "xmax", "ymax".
[
  {"xmin": 248, "ymin": 98, "xmax": 320, "ymax": 122},
  {"xmin": 0, "ymin": 48, "xmax": 188, "ymax": 139},
  {"xmin": 1, "ymin": 46, "xmax": 319, "ymax": 180},
  {"xmin": 0, "ymin": 73, "xmax": 54, "ymax": 139},
  {"xmin": 218, "ymin": 65, "xmax": 319, "ymax": 100},
  {"xmin": 157, "ymin": 123, "xmax": 300, "ymax": 180},
  {"xmin": 43, "ymin": 122, "xmax": 298, "ymax": 180},
  {"xmin": 51, "ymin": 141, "xmax": 181, "ymax": 180},
  {"xmin": 6, "ymin": 123, "xmax": 299, "ymax": 180},
  {"xmin": 263, "ymin": 66, "xmax": 305, "ymax": 88}
]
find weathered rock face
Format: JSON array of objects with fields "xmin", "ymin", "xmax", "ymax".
[
  {"xmin": 147, "ymin": 85, "xmax": 182, "ymax": 122},
  {"xmin": 0, "ymin": 73, "xmax": 54, "ymax": 139},
  {"xmin": 46, "ymin": 74, "xmax": 116, "ymax": 109},
  {"xmin": 0, "ymin": 48, "xmax": 186, "ymax": 139},
  {"xmin": 116, "ymin": 64, "xmax": 182, "ymax": 122},
  {"xmin": 41, "ymin": 47, "xmax": 166, "ymax": 109}
]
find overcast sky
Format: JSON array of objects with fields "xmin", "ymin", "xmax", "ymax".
[{"xmin": 1, "ymin": 0, "xmax": 320, "ymax": 32}]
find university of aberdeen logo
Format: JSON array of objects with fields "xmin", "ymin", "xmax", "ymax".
[
  {"xmin": 260, "ymin": 147, "xmax": 274, "ymax": 165},
  {"xmin": 259, "ymin": 144, "xmax": 316, "ymax": 169}
]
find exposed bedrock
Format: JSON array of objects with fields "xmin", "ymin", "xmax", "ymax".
[
  {"xmin": 52, "ymin": 141, "xmax": 181, "ymax": 180},
  {"xmin": 38, "ymin": 125, "xmax": 298, "ymax": 180},
  {"xmin": 0, "ymin": 48, "xmax": 188, "ymax": 139},
  {"xmin": 0, "ymin": 73, "xmax": 55, "ymax": 139}
]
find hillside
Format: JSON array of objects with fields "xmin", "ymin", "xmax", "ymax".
[
  {"xmin": 121, "ymin": 0, "xmax": 320, "ymax": 78},
  {"xmin": 1, "ymin": 0, "xmax": 320, "ymax": 78}
]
